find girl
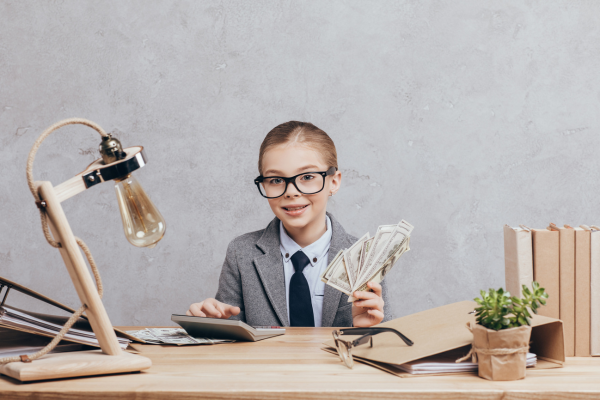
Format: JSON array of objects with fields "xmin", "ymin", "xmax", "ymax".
[{"xmin": 187, "ymin": 121, "xmax": 389, "ymax": 327}]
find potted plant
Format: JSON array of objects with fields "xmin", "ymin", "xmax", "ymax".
[{"xmin": 458, "ymin": 281, "xmax": 549, "ymax": 381}]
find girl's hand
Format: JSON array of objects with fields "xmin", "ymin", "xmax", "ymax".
[
  {"xmin": 187, "ymin": 298, "xmax": 240, "ymax": 319},
  {"xmin": 351, "ymin": 282, "xmax": 385, "ymax": 327}
]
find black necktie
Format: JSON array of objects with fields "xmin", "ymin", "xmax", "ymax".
[{"xmin": 289, "ymin": 251, "xmax": 315, "ymax": 327}]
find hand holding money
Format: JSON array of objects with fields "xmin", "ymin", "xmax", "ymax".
[
  {"xmin": 352, "ymin": 281, "xmax": 385, "ymax": 327},
  {"xmin": 321, "ymin": 220, "xmax": 413, "ymax": 302}
]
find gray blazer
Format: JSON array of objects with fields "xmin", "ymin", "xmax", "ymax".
[{"xmin": 215, "ymin": 213, "xmax": 391, "ymax": 327}]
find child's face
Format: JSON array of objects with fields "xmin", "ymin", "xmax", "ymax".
[{"xmin": 261, "ymin": 144, "xmax": 341, "ymax": 231}]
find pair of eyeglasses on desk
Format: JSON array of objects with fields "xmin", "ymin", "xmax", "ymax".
[{"xmin": 332, "ymin": 327, "xmax": 414, "ymax": 369}]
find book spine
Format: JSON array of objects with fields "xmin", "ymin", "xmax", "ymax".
[
  {"xmin": 532, "ymin": 229, "xmax": 560, "ymax": 319},
  {"xmin": 558, "ymin": 227, "xmax": 576, "ymax": 357},
  {"xmin": 503, "ymin": 226, "xmax": 533, "ymax": 299},
  {"xmin": 590, "ymin": 230, "xmax": 600, "ymax": 356},
  {"xmin": 575, "ymin": 228, "xmax": 591, "ymax": 357}
]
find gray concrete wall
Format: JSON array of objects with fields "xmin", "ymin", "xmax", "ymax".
[{"xmin": 1, "ymin": 1, "xmax": 599, "ymax": 326}]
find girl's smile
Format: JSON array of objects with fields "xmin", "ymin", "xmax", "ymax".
[{"xmin": 282, "ymin": 203, "xmax": 310, "ymax": 216}]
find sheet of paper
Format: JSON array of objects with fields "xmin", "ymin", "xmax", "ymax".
[{"xmin": 0, "ymin": 306, "xmax": 130, "ymax": 349}]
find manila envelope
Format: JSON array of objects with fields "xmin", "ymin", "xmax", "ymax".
[{"xmin": 323, "ymin": 300, "xmax": 565, "ymax": 377}]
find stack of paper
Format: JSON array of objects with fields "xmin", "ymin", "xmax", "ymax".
[
  {"xmin": 126, "ymin": 328, "xmax": 232, "ymax": 345},
  {"xmin": 0, "ymin": 343, "xmax": 84, "ymax": 358},
  {"xmin": 0, "ymin": 305, "xmax": 130, "ymax": 349},
  {"xmin": 321, "ymin": 220, "xmax": 413, "ymax": 301},
  {"xmin": 395, "ymin": 351, "xmax": 537, "ymax": 375}
]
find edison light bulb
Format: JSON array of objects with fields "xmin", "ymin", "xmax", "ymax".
[{"xmin": 114, "ymin": 175, "xmax": 166, "ymax": 248}]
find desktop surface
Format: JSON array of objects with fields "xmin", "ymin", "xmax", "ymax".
[{"xmin": 1, "ymin": 327, "xmax": 600, "ymax": 399}]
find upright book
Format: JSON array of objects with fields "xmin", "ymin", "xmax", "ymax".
[
  {"xmin": 548, "ymin": 223, "xmax": 575, "ymax": 357},
  {"xmin": 531, "ymin": 229, "xmax": 560, "ymax": 319},
  {"xmin": 575, "ymin": 227, "xmax": 591, "ymax": 357},
  {"xmin": 503, "ymin": 225, "xmax": 534, "ymax": 298},
  {"xmin": 590, "ymin": 227, "xmax": 600, "ymax": 356}
]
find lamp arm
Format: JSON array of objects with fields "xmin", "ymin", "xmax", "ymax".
[
  {"xmin": 25, "ymin": 118, "xmax": 108, "ymax": 249},
  {"xmin": 26, "ymin": 118, "xmax": 108, "ymax": 199}
]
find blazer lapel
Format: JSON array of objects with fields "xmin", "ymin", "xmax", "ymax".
[
  {"xmin": 253, "ymin": 217, "xmax": 289, "ymax": 327},
  {"xmin": 321, "ymin": 213, "xmax": 351, "ymax": 327}
]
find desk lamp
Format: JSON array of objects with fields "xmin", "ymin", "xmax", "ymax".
[{"xmin": 0, "ymin": 118, "xmax": 165, "ymax": 381}]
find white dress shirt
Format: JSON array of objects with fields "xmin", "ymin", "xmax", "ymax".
[{"xmin": 280, "ymin": 216, "xmax": 332, "ymax": 327}]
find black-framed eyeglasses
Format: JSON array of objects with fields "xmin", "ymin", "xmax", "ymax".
[
  {"xmin": 254, "ymin": 166, "xmax": 337, "ymax": 199},
  {"xmin": 332, "ymin": 327, "xmax": 414, "ymax": 369}
]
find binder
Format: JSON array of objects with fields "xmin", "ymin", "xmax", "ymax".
[
  {"xmin": 575, "ymin": 227, "xmax": 591, "ymax": 356},
  {"xmin": 555, "ymin": 225, "xmax": 576, "ymax": 357},
  {"xmin": 590, "ymin": 229, "xmax": 600, "ymax": 356},
  {"xmin": 503, "ymin": 225, "xmax": 534, "ymax": 298},
  {"xmin": 531, "ymin": 229, "xmax": 560, "ymax": 319},
  {"xmin": 322, "ymin": 301, "xmax": 565, "ymax": 377},
  {"xmin": 0, "ymin": 275, "xmax": 142, "ymax": 346}
]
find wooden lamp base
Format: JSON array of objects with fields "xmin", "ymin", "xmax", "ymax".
[{"xmin": 0, "ymin": 351, "xmax": 151, "ymax": 382}]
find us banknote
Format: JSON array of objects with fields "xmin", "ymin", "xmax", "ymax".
[{"xmin": 321, "ymin": 220, "xmax": 413, "ymax": 301}]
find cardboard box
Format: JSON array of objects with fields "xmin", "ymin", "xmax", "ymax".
[
  {"xmin": 322, "ymin": 301, "xmax": 564, "ymax": 378},
  {"xmin": 532, "ymin": 229, "xmax": 560, "ymax": 319}
]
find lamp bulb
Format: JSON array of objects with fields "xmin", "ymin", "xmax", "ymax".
[{"xmin": 114, "ymin": 175, "xmax": 166, "ymax": 248}]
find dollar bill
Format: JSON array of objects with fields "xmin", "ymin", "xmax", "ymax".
[
  {"xmin": 146, "ymin": 328, "xmax": 205, "ymax": 345},
  {"xmin": 342, "ymin": 233, "xmax": 370, "ymax": 287},
  {"xmin": 357, "ymin": 220, "xmax": 413, "ymax": 288},
  {"xmin": 349, "ymin": 237, "xmax": 411, "ymax": 301},
  {"xmin": 349, "ymin": 220, "xmax": 413, "ymax": 300},
  {"xmin": 359, "ymin": 225, "xmax": 396, "ymax": 278},
  {"xmin": 325, "ymin": 256, "xmax": 353, "ymax": 295},
  {"xmin": 321, "ymin": 249, "xmax": 344, "ymax": 284},
  {"xmin": 128, "ymin": 328, "xmax": 233, "ymax": 345},
  {"xmin": 358, "ymin": 237, "xmax": 374, "ymax": 273},
  {"xmin": 355, "ymin": 224, "xmax": 397, "ymax": 286},
  {"xmin": 126, "ymin": 329, "xmax": 163, "ymax": 344},
  {"xmin": 323, "ymin": 219, "xmax": 414, "ymax": 302}
]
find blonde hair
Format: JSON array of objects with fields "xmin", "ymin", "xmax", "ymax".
[{"xmin": 258, "ymin": 121, "xmax": 338, "ymax": 175}]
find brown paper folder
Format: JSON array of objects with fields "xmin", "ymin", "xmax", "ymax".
[
  {"xmin": 322, "ymin": 301, "xmax": 565, "ymax": 377},
  {"xmin": 0, "ymin": 275, "xmax": 142, "ymax": 345},
  {"xmin": 532, "ymin": 229, "xmax": 560, "ymax": 319},
  {"xmin": 575, "ymin": 228, "xmax": 591, "ymax": 356},
  {"xmin": 557, "ymin": 226, "xmax": 575, "ymax": 357}
]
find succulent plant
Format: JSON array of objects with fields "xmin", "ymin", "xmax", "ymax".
[{"xmin": 473, "ymin": 282, "xmax": 549, "ymax": 330}]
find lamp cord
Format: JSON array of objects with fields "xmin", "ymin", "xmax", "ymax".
[
  {"xmin": 26, "ymin": 118, "xmax": 108, "ymax": 248},
  {"xmin": 0, "ymin": 118, "xmax": 108, "ymax": 365}
]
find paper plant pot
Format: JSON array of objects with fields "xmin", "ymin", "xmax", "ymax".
[{"xmin": 471, "ymin": 322, "xmax": 532, "ymax": 381}]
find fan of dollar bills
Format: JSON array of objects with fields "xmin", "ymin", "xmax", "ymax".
[{"xmin": 320, "ymin": 220, "xmax": 413, "ymax": 302}]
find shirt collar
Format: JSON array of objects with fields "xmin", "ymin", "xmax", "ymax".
[{"xmin": 279, "ymin": 216, "xmax": 332, "ymax": 267}]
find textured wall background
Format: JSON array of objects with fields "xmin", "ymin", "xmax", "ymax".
[{"xmin": 1, "ymin": 1, "xmax": 600, "ymax": 326}]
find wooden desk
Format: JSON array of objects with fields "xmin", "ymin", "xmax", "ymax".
[{"xmin": 1, "ymin": 327, "xmax": 600, "ymax": 399}]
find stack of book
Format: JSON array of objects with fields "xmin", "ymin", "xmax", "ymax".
[{"xmin": 504, "ymin": 224, "xmax": 600, "ymax": 357}]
